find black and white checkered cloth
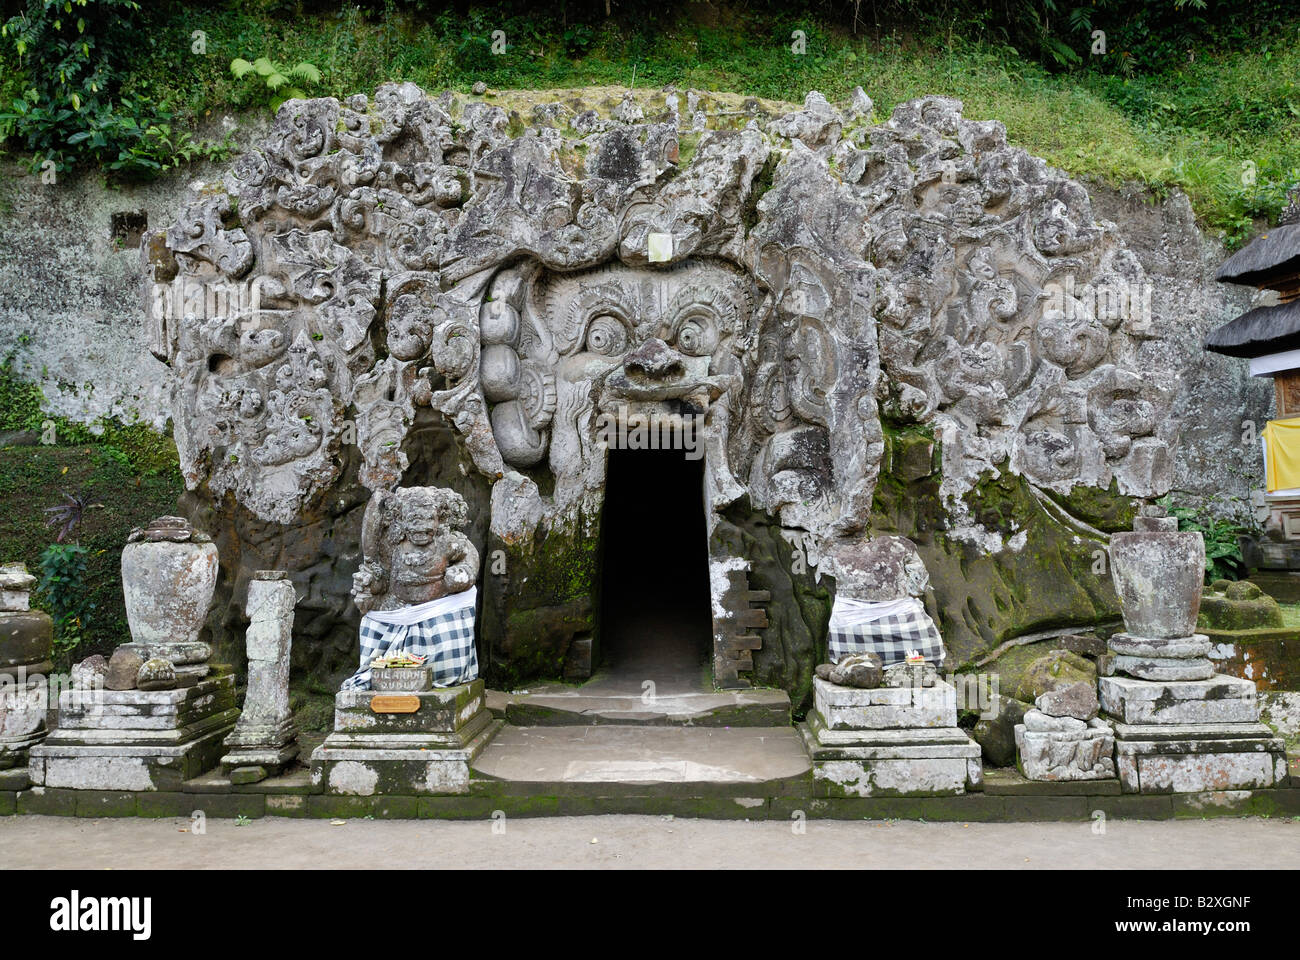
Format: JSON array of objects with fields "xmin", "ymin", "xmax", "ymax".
[
  {"xmin": 827, "ymin": 596, "xmax": 945, "ymax": 667},
  {"xmin": 343, "ymin": 587, "xmax": 479, "ymax": 690}
]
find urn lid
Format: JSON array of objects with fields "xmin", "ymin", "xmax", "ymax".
[
  {"xmin": 1133, "ymin": 504, "xmax": 1178, "ymax": 533},
  {"xmin": 0, "ymin": 562, "xmax": 37, "ymax": 611},
  {"xmin": 127, "ymin": 515, "xmax": 212, "ymax": 544},
  {"xmin": 0, "ymin": 562, "xmax": 36, "ymax": 592}
]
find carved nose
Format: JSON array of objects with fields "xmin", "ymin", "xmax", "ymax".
[{"xmin": 624, "ymin": 338, "xmax": 686, "ymax": 381}]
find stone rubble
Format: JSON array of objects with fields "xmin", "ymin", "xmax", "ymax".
[{"xmin": 1015, "ymin": 679, "xmax": 1115, "ymax": 781}]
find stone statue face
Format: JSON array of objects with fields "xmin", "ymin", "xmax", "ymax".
[{"xmin": 362, "ymin": 488, "xmax": 472, "ymax": 607}]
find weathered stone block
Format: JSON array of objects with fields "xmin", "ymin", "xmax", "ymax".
[
  {"xmin": 29, "ymin": 672, "xmax": 237, "ymax": 790},
  {"xmin": 1015, "ymin": 715, "xmax": 1116, "ymax": 782},
  {"xmin": 310, "ymin": 679, "xmax": 501, "ymax": 796},
  {"xmin": 1098, "ymin": 674, "xmax": 1258, "ymax": 725},
  {"xmin": 813, "ymin": 676, "xmax": 956, "ymax": 730},
  {"xmin": 799, "ymin": 717, "xmax": 981, "ymax": 798},
  {"xmin": 1111, "ymin": 720, "xmax": 1286, "ymax": 793}
]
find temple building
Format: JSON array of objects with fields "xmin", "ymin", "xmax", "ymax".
[{"xmin": 1206, "ymin": 206, "xmax": 1300, "ymax": 569}]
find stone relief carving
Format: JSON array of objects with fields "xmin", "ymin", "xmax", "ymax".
[
  {"xmin": 144, "ymin": 83, "xmax": 1181, "ymax": 681},
  {"xmin": 352, "ymin": 486, "xmax": 478, "ymax": 616}
]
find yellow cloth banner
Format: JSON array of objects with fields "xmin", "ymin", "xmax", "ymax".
[{"xmin": 1263, "ymin": 418, "xmax": 1300, "ymax": 492}]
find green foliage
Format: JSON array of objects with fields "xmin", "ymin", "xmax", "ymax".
[
  {"xmin": 229, "ymin": 56, "xmax": 322, "ymax": 112},
  {"xmin": 0, "ymin": 444, "xmax": 184, "ymax": 669},
  {"xmin": 1158, "ymin": 496, "xmax": 1249, "ymax": 582},
  {"xmin": 37, "ymin": 541, "xmax": 93, "ymax": 661},
  {"xmin": 0, "ymin": 354, "xmax": 180, "ymax": 476},
  {"xmin": 0, "ymin": 0, "xmax": 231, "ymax": 176}
]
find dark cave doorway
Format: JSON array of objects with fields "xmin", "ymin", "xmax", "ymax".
[{"xmin": 598, "ymin": 444, "xmax": 713, "ymax": 692}]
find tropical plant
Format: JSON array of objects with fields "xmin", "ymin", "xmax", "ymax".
[
  {"xmin": 37, "ymin": 542, "xmax": 93, "ymax": 659},
  {"xmin": 0, "ymin": 0, "xmax": 202, "ymax": 176},
  {"xmin": 43, "ymin": 489, "xmax": 102, "ymax": 543},
  {"xmin": 1158, "ymin": 496, "xmax": 1250, "ymax": 581},
  {"xmin": 230, "ymin": 57, "xmax": 322, "ymax": 112}
]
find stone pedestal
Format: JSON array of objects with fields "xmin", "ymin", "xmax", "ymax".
[
  {"xmin": 0, "ymin": 677, "xmax": 49, "ymax": 770},
  {"xmin": 28, "ymin": 670, "xmax": 238, "ymax": 791},
  {"xmin": 309, "ymin": 680, "xmax": 501, "ymax": 796},
  {"xmin": 221, "ymin": 572, "xmax": 298, "ymax": 780},
  {"xmin": 1099, "ymin": 516, "xmax": 1288, "ymax": 793},
  {"xmin": 798, "ymin": 677, "xmax": 981, "ymax": 797},
  {"xmin": 1099, "ymin": 675, "xmax": 1287, "ymax": 792},
  {"xmin": 0, "ymin": 563, "xmax": 52, "ymax": 769}
]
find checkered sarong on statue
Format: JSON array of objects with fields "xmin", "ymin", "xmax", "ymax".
[
  {"xmin": 342, "ymin": 586, "xmax": 479, "ymax": 690},
  {"xmin": 827, "ymin": 595, "xmax": 945, "ymax": 667}
]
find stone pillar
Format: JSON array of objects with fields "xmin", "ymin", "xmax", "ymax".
[
  {"xmin": 221, "ymin": 571, "xmax": 298, "ymax": 783},
  {"xmin": 0, "ymin": 563, "xmax": 51, "ymax": 783}
]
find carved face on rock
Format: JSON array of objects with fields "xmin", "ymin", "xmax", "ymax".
[
  {"xmin": 387, "ymin": 497, "xmax": 449, "ymax": 597},
  {"xmin": 477, "ymin": 259, "xmax": 755, "ymax": 472},
  {"xmin": 366, "ymin": 487, "xmax": 473, "ymax": 606}
]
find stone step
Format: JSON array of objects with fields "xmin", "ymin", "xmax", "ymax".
[
  {"xmin": 470, "ymin": 725, "xmax": 811, "ymax": 796},
  {"xmin": 488, "ymin": 685, "xmax": 792, "ymax": 727}
]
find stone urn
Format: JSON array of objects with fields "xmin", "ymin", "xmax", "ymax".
[
  {"xmin": 0, "ymin": 563, "xmax": 52, "ymax": 677},
  {"xmin": 1108, "ymin": 516, "xmax": 1205, "ymax": 639},
  {"xmin": 120, "ymin": 517, "xmax": 218, "ymax": 647}
]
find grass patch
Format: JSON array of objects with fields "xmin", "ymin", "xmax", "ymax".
[
  {"xmin": 57, "ymin": 3, "xmax": 1297, "ymax": 246},
  {"xmin": 0, "ymin": 444, "xmax": 184, "ymax": 670}
]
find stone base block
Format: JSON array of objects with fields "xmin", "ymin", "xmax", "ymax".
[
  {"xmin": 27, "ymin": 672, "xmax": 237, "ymax": 790},
  {"xmin": 310, "ymin": 681, "xmax": 500, "ymax": 796},
  {"xmin": 54, "ymin": 671, "xmax": 237, "ymax": 735},
  {"xmin": 800, "ymin": 715, "xmax": 981, "ymax": 798},
  {"xmin": 1108, "ymin": 633, "xmax": 1210, "ymax": 658},
  {"xmin": 0, "ymin": 676, "xmax": 48, "ymax": 768},
  {"xmin": 221, "ymin": 742, "xmax": 299, "ymax": 777},
  {"xmin": 1014, "ymin": 719, "xmax": 1116, "ymax": 782},
  {"xmin": 1099, "ymin": 674, "xmax": 1258, "ymax": 725},
  {"xmin": 222, "ymin": 717, "xmax": 297, "ymax": 775},
  {"xmin": 1111, "ymin": 655, "xmax": 1214, "ymax": 681},
  {"xmin": 310, "ymin": 718, "xmax": 501, "ymax": 796},
  {"xmin": 813, "ymin": 676, "xmax": 957, "ymax": 731},
  {"xmin": 1112, "ymin": 722, "xmax": 1287, "ymax": 793},
  {"xmin": 331, "ymin": 680, "xmax": 487, "ymax": 736},
  {"xmin": 27, "ymin": 721, "xmax": 235, "ymax": 791}
]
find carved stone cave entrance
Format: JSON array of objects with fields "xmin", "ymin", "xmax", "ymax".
[{"xmin": 597, "ymin": 445, "xmax": 713, "ymax": 693}]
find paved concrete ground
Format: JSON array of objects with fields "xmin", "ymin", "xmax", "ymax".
[
  {"xmin": 2, "ymin": 815, "xmax": 1297, "ymax": 869},
  {"xmin": 474, "ymin": 725, "xmax": 810, "ymax": 783}
]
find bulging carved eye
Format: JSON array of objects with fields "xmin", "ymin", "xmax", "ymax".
[
  {"xmin": 675, "ymin": 318, "xmax": 715, "ymax": 357},
  {"xmin": 585, "ymin": 316, "xmax": 627, "ymax": 356}
]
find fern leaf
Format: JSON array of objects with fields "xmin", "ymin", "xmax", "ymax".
[{"xmin": 289, "ymin": 62, "xmax": 322, "ymax": 84}]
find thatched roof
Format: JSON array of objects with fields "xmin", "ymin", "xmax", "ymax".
[
  {"xmin": 1215, "ymin": 223, "xmax": 1300, "ymax": 288},
  {"xmin": 1204, "ymin": 298, "xmax": 1300, "ymax": 358}
]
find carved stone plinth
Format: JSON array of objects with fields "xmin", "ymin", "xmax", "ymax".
[
  {"xmin": 0, "ymin": 676, "xmax": 48, "ymax": 770},
  {"xmin": 28, "ymin": 670, "xmax": 238, "ymax": 791},
  {"xmin": 309, "ymin": 680, "xmax": 501, "ymax": 796},
  {"xmin": 1099, "ymin": 675, "xmax": 1287, "ymax": 791},
  {"xmin": 1014, "ymin": 712, "xmax": 1116, "ymax": 782},
  {"xmin": 799, "ymin": 678, "xmax": 981, "ymax": 797}
]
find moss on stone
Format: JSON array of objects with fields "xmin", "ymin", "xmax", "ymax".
[
  {"xmin": 479, "ymin": 518, "xmax": 601, "ymax": 689},
  {"xmin": 871, "ymin": 449, "xmax": 1122, "ymax": 670}
]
